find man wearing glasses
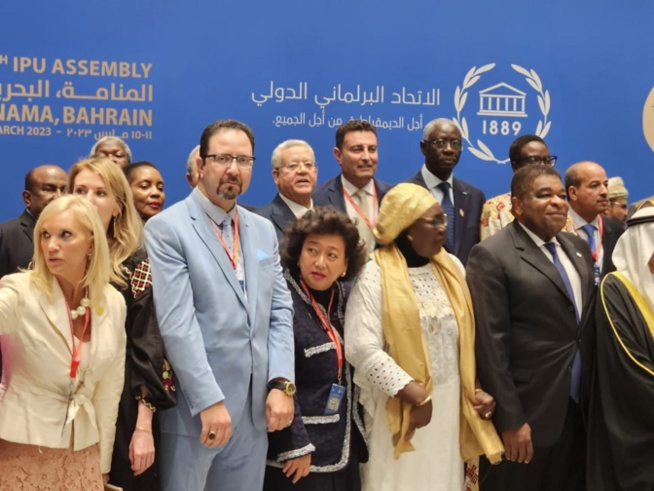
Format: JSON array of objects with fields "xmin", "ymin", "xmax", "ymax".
[
  {"xmin": 255, "ymin": 139, "xmax": 318, "ymax": 239},
  {"xmin": 145, "ymin": 119, "xmax": 295, "ymax": 491},
  {"xmin": 406, "ymin": 118, "xmax": 485, "ymax": 265},
  {"xmin": 480, "ymin": 134, "xmax": 572, "ymax": 240}
]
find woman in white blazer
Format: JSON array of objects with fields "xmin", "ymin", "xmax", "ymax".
[{"xmin": 0, "ymin": 195, "xmax": 127, "ymax": 490}]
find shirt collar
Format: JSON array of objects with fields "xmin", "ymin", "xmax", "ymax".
[
  {"xmin": 517, "ymin": 220, "xmax": 561, "ymax": 249},
  {"xmin": 568, "ymin": 207, "xmax": 599, "ymax": 229},
  {"xmin": 279, "ymin": 193, "xmax": 312, "ymax": 218},
  {"xmin": 341, "ymin": 175, "xmax": 375, "ymax": 196},
  {"xmin": 421, "ymin": 164, "xmax": 454, "ymax": 191},
  {"xmin": 193, "ymin": 186, "xmax": 234, "ymax": 225}
]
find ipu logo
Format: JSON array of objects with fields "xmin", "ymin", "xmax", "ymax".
[{"xmin": 454, "ymin": 63, "xmax": 552, "ymax": 165}]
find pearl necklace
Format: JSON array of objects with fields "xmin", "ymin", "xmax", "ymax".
[{"xmin": 69, "ymin": 296, "xmax": 91, "ymax": 320}]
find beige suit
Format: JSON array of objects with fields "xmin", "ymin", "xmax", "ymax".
[{"xmin": 0, "ymin": 272, "xmax": 126, "ymax": 473}]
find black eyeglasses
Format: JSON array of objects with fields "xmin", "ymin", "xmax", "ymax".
[
  {"xmin": 520, "ymin": 155, "xmax": 557, "ymax": 166},
  {"xmin": 204, "ymin": 154, "xmax": 256, "ymax": 168},
  {"xmin": 424, "ymin": 139, "xmax": 462, "ymax": 150}
]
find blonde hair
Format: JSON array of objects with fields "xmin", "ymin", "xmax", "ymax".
[
  {"xmin": 31, "ymin": 196, "xmax": 111, "ymax": 304},
  {"xmin": 69, "ymin": 157, "xmax": 143, "ymax": 288}
]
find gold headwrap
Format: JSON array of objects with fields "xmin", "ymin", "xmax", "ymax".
[{"xmin": 373, "ymin": 184, "xmax": 503, "ymax": 464}]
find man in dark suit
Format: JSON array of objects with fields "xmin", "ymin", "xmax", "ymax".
[
  {"xmin": 313, "ymin": 119, "xmax": 392, "ymax": 252},
  {"xmin": 467, "ymin": 165, "xmax": 596, "ymax": 490},
  {"xmin": 405, "ymin": 118, "xmax": 485, "ymax": 265},
  {"xmin": 565, "ymin": 161, "xmax": 623, "ymax": 280},
  {"xmin": 0, "ymin": 164, "xmax": 66, "ymax": 378},
  {"xmin": 255, "ymin": 139, "xmax": 318, "ymax": 240},
  {"xmin": 0, "ymin": 164, "xmax": 67, "ymax": 278}
]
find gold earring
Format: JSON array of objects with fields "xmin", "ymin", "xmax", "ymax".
[{"xmin": 340, "ymin": 271, "xmax": 346, "ymax": 278}]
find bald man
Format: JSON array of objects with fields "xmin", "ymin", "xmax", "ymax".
[{"xmin": 564, "ymin": 161, "xmax": 623, "ymax": 280}]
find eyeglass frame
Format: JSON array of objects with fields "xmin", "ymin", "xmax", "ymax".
[
  {"xmin": 277, "ymin": 161, "xmax": 318, "ymax": 172},
  {"xmin": 423, "ymin": 138, "xmax": 463, "ymax": 150},
  {"xmin": 203, "ymin": 153, "xmax": 256, "ymax": 168},
  {"xmin": 416, "ymin": 212, "xmax": 448, "ymax": 228},
  {"xmin": 518, "ymin": 155, "xmax": 557, "ymax": 167}
]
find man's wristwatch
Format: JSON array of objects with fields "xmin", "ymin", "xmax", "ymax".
[{"xmin": 268, "ymin": 379, "xmax": 297, "ymax": 397}]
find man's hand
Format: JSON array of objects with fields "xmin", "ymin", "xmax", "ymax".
[
  {"xmin": 501, "ymin": 423, "xmax": 533, "ymax": 464},
  {"xmin": 282, "ymin": 454, "xmax": 311, "ymax": 483},
  {"xmin": 199, "ymin": 401, "xmax": 232, "ymax": 447},
  {"xmin": 472, "ymin": 388, "xmax": 497, "ymax": 420},
  {"xmin": 266, "ymin": 389, "xmax": 294, "ymax": 432}
]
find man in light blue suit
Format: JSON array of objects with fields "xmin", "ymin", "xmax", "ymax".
[{"xmin": 145, "ymin": 119, "xmax": 296, "ymax": 491}]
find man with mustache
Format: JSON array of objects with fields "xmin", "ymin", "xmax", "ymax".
[
  {"xmin": 565, "ymin": 161, "xmax": 623, "ymax": 280},
  {"xmin": 255, "ymin": 140, "xmax": 318, "ymax": 239},
  {"xmin": 145, "ymin": 119, "xmax": 295, "ymax": 491},
  {"xmin": 405, "ymin": 118, "xmax": 485, "ymax": 265},
  {"xmin": 467, "ymin": 165, "xmax": 596, "ymax": 490},
  {"xmin": 313, "ymin": 120, "xmax": 392, "ymax": 252}
]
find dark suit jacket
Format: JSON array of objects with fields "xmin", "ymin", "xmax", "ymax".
[
  {"xmin": 312, "ymin": 175, "xmax": 392, "ymax": 213},
  {"xmin": 600, "ymin": 216, "xmax": 623, "ymax": 275},
  {"xmin": 405, "ymin": 170, "xmax": 485, "ymax": 265},
  {"xmin": 466, "ymin": 222, "xmax": 596, "ymax": 447},
  {"xmin": 0, "ymin": 210, "xmax": 35, "ymax": 278},
  {"xmin": 253, "ymin": 194, "xmax": 297, "ymax": 241}
]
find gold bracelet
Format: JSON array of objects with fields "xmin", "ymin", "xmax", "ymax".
[
  {"xmin": 416, "ymin": 395, "xmax": 432, "ymax": 407},
  {"xmin": 135, "ymin": 425, "xmax": 152, "ymax": 433},
  {"xmin": 136, "ymin": 395, "xmax": 156, "ymax": 413}
]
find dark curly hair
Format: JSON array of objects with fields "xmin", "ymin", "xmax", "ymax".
[{"xmin": 280, "ymin": 206, "xmax": 368, "ymax": 282}]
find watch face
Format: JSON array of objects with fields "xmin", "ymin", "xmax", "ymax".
[{"xmin": 285, "ymin": 381, "xmax": 297, "ymax": 396}]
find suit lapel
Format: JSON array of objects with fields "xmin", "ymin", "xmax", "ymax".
[
  {"xmin": 329, "ymin": 177, "xmax": 347, "ymax": 212},
  {"xmin": 37, "ymin": 277, "xmax": 73, "ymax": 353},
  {"xmin": 239, "ymin": 208, "xmax": 257, "ymax": 326},
  {"xmin": 270, "ymin": 194, "xmax": 295, "ymax": 235},
  {"xmin": 558, "ymin": 233, "xmax": 593, "ymax": 315},
  {"xmin": 452, "ymin": 179, "xmax": 469, "ymax": 256},
  {"xmin": 511, "ymin": 223, "xmax": 572, "ymax": 302},
  {"xmin": 186, "ymin": 195, "xmax": 248, "ymax": 310},
  {"xmin": 19, "ymin": 210, "xmax": 35, "ymax": 244}
]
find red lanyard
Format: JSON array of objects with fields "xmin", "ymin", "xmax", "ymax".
[
  {"xmin": 66, "ymin": 299, "xmax": 91, "ymax": 379},
  {"xmin": 342, "ymin": 182, "xmax": 378, "ymax": 230},
  {"xmin": 300, "ymin": 280, "xmax": 343, "ymax": 383},
  {"xmin": 209, "ymin": 211, "xmax": 240, "ymax": 271}
]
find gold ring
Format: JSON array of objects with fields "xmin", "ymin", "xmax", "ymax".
[
  {"xmin": 484, "ymin": 411, "xmax": 492, "ymax": 420},
  {"xmin": 208, "ymin": 431, "xmax": 216, "ymax": 440}
]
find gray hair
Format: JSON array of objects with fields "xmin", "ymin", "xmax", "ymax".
[
  {"xmin": 271, "ymin": 139, "xmax": 315, "ymax": 170},
  {"xmin": 422, "ymin": 118, "xmax": 460, "ymax": 140},
  {"xmin": 90, "ymin": 136, "xmax": 132, "ymax": 162},
  {"xmin": 187, "ymin": 144, "xmax": 200, "ymax": 175}
]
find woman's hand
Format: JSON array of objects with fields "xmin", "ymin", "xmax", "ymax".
[
  {"xmin": 473, "ymin": 387, "xmax": 496, "ymax": 420},
  {"xmin": 282, "ymin": 454, "xmax": 311, "ymax": 484},
  {"xmin": 129, "ymin": 426, "xmax": 155, "ymax": 476},
  {"xmin": 406, "ymin": 398, "xmax": 433, "ymax": 440}
]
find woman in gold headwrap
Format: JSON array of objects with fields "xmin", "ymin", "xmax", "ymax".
[{"xmin": 344, "ymin": 183, "xmax": 503, "ymax": 491}]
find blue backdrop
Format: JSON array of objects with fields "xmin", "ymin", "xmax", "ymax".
[{"xmin": 1, "ymin": 0, "xmax": 652, "ymax": 220}]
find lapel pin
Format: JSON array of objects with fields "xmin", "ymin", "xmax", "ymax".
[
  {"xmin": 459, "ymin": 208, "xmax": 465, "ymax": 217},
  {"xmin": 95, "ymin": 305, "xmax": 105, "ymax": 316},
  {"xmin": 576, "ymin": 252, "xmax": 582, "ymax": 257}
]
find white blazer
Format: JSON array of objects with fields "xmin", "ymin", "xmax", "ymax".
[{"xmin": 0, "ymin": 272, "xmax": 126, "ymax": 473}]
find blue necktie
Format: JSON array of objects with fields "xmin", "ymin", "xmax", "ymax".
[
  {"xmin": 437, "ymin": 182, "xmax": 455, "ymax": 249},
  {"xmin": 544, "ymin": 242, "xmax": 581, "ymax": 402},
  {"xmin": 580, "ymin": 224, "xmax": 596, "ymax": 253}
]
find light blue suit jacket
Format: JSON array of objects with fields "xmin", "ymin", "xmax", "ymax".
[{"xmin": 145, "ymin": 190, "xmax": 294, "ymax": 436}]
